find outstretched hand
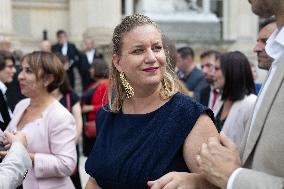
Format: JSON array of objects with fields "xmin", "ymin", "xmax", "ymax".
[
  {"xmin": 148, "ymin": 172, "xmax": 201, "ymax": 189},
  {"xmin": 197, "ymin": 132, "xmax": 241, "ymax": 189}
]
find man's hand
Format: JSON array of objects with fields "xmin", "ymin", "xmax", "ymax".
[
  {"xmin": 197, "ymin": 132, "xmax": 241, "ymax": 189},
  {"xmin": 5, "ymin": 131, "xmax": 28, "ymax": 148},
  {"xmin": 148, "ymin": 172, "xmax": 202, "ymax": 189}
]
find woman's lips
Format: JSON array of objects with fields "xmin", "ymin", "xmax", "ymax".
[{"xmin": 142, "ymin": 67, "xmax": 159, "ymax": 72}]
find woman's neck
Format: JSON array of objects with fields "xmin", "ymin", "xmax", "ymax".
[
  {"xmin": 29, "ymin": 92, "xmax": 55, "ymax": 109},
  {"xmin": 51, "ymin": 89, "xmax": 63, "ymax": 100}
]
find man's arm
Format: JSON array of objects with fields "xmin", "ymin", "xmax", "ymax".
[
  {"xmin": 0, "ymin": 142, "xmax": 32, "ymax": 189},
  {"xmin": 232, "ymin": 168, "xmax": 284, "ymax": 189}
]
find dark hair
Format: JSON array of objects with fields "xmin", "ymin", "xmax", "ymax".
[
  {"xmin": 58, "ymin": 73, "xmax": 72, "ymax": 95},
  {"xmin": 56, "ymin": 30, "xmax": 66, "ymax": 37},
  {"xmin": 21, "ymin": 51, "xmax": 64, "ymax": 92},
  {"xmin": 259, "ymin": 16, "xmax": 276, "ymax": 30},
  {"xmin": 91, "ymin": 58, "xmax": 109, "ymax": 80},
  {"xmin": 200, "ymin": 50, "xmax": 221, "ymax": 60},
  {"xmin": 0, "ymin": 50, "xmax": 15, "ymax": 70},
  {"xmin": 220, "ymin": 51, "xmax": 256, "ymax": 102},
  {"xmin": 177, "ymin": 46, "xmax": 195, "ymax": 59}
]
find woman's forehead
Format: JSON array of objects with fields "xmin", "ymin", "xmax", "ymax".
[{"xmin": 122, "ymin": 25, "xmax": 162, "ymax": 44}]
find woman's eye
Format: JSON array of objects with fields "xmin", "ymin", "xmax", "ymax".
[
  {"xmin": 132, "ymin": 49, "xmax": 144, "ymax": 54},
  {"xmin": 153, "ymin": 45, "xmax": 162, "ymax": 52},
  {"xmin": 26, "ymin": 68, "xmax": 33, "ymax": 74}
]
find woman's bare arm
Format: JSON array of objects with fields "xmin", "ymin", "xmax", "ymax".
[{"xmin": 85, "ymin": 177, "xmax": 101, "ymax": 189}]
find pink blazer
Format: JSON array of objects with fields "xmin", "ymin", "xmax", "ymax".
[{"xmin": 6, "ymin": 99, "xmax": 76, "ymax": 189}]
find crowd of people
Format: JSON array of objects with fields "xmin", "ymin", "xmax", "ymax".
[{"xmin": 0, "ymin": 0, "xmax": 284, "ymax": 188}]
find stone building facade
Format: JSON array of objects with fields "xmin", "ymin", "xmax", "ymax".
[{"xmin": 1, "ymin": 0, "xmax": 259, "ymax": 63}]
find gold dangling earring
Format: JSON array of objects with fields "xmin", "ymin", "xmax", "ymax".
[{"xmin": 119, "ymin": 72, "xmax": 134, "ymax": 98}]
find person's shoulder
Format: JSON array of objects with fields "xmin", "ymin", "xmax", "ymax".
[
  {"xmin": 97, "ymin": 105, "xmax": 112, "ymax": 119},
  {"xmin": 68, "ymin": 42, "xmax": 77, "ymax": 48},
  {"xmin": 69, "ymin": 91, "xmax": 80, "ymax": 103},
  {"xmin": 98, "ymin": 80, "xmax": 109, "ymax": 88},
  {"xmin": 45, "ymin": 100, "xmax": 74, "ymax": 121},
  {"xmin": 243, "ymin": 94, "xmax": 257, "ymax": 105},
  {"xmin": 171, "ymin": 92, "xmax": 206, "ymax": 112},
  {"xmin": 14, "ymin": 98, "xmax": 30, "ymax": 112}
]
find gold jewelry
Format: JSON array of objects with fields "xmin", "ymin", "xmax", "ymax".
[{"xmin": 119, "ymin": 72, "xmax": 134, "ymax": 98}]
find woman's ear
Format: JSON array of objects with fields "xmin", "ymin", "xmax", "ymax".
[{"xmin": 112, "ymin": 54, "xmax": 122, "ymax": 72}]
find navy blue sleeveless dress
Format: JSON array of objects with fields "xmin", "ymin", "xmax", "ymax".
[{"xmin": 85, "ymin": 92, "xmax": 214, "ymax": 189}]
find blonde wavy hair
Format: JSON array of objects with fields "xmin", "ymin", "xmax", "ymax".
[{"xmin": 108, "ymin": 14, "xmax": 179, "ymax": 113}]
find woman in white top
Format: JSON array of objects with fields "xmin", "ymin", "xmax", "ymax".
[{"xmin": 214, "ymin": 51, "xmax": 257, "ymax": 148}]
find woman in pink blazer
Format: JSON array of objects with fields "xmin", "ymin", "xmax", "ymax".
[{"xmin": 4, "ymin": 51, "xmax": 77, "ymax": 189}]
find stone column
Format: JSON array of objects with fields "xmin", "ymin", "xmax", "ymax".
[
  {"xmin": 223, "ymin": 0, "xmax": 258, "ymax": 42},
  {"xmin": 69, "ymin": 0, "xmax": 121, "ymax": 46},
  {"xmin": 125, "ymin": 0, "xmax": 134, "ymax": 16},
  {"xmin": 0, "ymin": 0, "xmax": 13, "ymax": 35},
  {"xmin": 202, "ymin": 0, "xmax": 210, "ymax": 14}
]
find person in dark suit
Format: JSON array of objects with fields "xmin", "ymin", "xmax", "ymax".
[
  {"xmin": 80, "ymin": 38, "xmax": 104, "ymax": 90},
  {"xmin": 176, "ymin": 46, "xmax": 208, "ymax": 101},
  {"xmin": 0, "ymin": 50, "xmax": 16, "ymax": 131},
  {"xmin": 6, "ymin": 50, "xmax": 26, "ymax": 111},
  {"xmin": 51, "ymin": 30, "xmax": 81, "ymax": 88},
  {"xmin": 199, "ymin": 50, "xmax": 222, "ymax": 115}
]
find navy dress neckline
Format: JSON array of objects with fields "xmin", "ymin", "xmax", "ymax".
[{"xmin": 85, "ymin": 92, "xmax": 214, "ymax": 189}]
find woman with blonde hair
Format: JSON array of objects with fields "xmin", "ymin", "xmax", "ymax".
[{"xmin": 85, "ymin": 14, "xmax": 218, "ymax": 189}]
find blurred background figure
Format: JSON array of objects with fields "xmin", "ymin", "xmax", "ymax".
[
  {"xmin": 214, "ymin": 51, "xmax": 257, "ymax": 147},
  {"xmin": 199, "ymin": 50, "xmax": 222, "ymax": 115},
  {"xmin": 81, "ymin": 58, "xmax": 109, "ymax": 157},
  {"xmin": 52, "ymin": 53, "xmax": 83, "ymax": 189},
  {"xmin": 176, "ymin": 46, "xmax": 208, "ymax": 101},
  {"xmin": 79, "ymin": 38, "xmax": 104, "ymax": 91},
  {"xmin": 0, "ymin": 36, "xmax": 12, "ymax": 52},
  {"xmin": 0, "ymin": 38, "xmax": 25, "ymax": 111},
  {"xmin": 40, "ymin": 40, "xmax": 52, "ymax": 53},
  {"xmin": 52, "ymin": 30, "xmax": 81, "ymax": 89},
  {"xmin": 250, "ymin": 63, "xmax": 262, "ymax": 94},
  {"xmin": 251, "ymin": 17, "xmax": 277, "ymax": 95},
  {"xmin": 254, "ymin": 17, "xmax": 277, "ymax": 71},
  {"xmin": 0, "ymin": 50, "xmax": 16, "ymax": 130},
  {"xmin": 82, "ymin": 38, "xmax": 103, "ymax": 65},
  {"xmin": 5, "ymin": 51, "xmax": 77, "ymax": 189},
  {"xmin": 162, "ymin": 36, "xmax": 193, "ymax": 97}
]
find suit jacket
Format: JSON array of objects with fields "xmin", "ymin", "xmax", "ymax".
[
  {"xmin": 0, "ymin": 142, "xmax": 32, "ymax": 189},
  {"xmin": 199, "ymin": 85, "xmax": 210, "ymax": 107},
  {"xmin": 232, "ymin": 54, "xmax": 284, "ymax": 188},
  {"xmin": 199, "ymin": 85, "xmax": 223, "ymax": 116},
  {"xmin": 6, "ymin": 99, "xmax": 77, "ymax": 189},
  {"xmin": 80, "ymin": 51, "xmax": 105, "ymax": 90},
  {"xmin": 178, "ymin": 67, "xmax": 209, "ymax": 102},
  {"xmin": 0, "ymin": 90, "xmax": 11, "ymax": 131}
]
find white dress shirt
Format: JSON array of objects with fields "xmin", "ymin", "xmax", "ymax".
[
  {"xmin": 61, "ymin": 42, "xmax": 68, "ymax": 56},
  {"xmin": 227, "ymin": 26, "xmax": 284, "ymax": 189},
  {"xmin": 86, "ymin": 49, "xmax": 95, "ymax": 64}
]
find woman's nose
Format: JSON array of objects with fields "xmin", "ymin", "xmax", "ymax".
[{"xmin": 144, "ymin": 49, "xmax": 156, "ymax": 64}]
